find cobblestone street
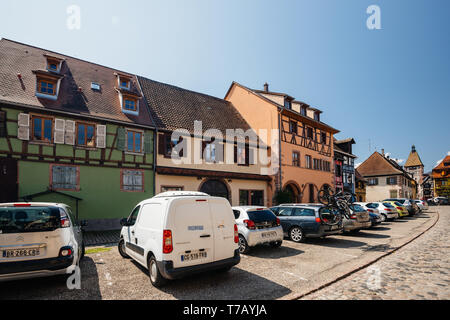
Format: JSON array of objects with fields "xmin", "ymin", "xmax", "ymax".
[{"xmin": 302, "ymin": 206, "xmax": 450, "ymax": 300}]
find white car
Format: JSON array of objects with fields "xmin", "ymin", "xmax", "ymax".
[
  {"xmin": 413, "ymin": 200, "xmax": 427, "ymax": 212},
  {"xmin": 232, "ymin": 206, "xmax": 283, "ymax": 253},
  {"xmin": 354, "ymin": 202, "xmax": 385, "ymax": 221},
  {"xmin": 118, "ymin": 191, "xmax": 240, "ymax": 287},
  {"xmin": 364, "ymin": 202, "xmax": 399, "ymax": 220},
  {"xmin": 0, "ymin": 202, "xmax": 85, "ymax": 282}
]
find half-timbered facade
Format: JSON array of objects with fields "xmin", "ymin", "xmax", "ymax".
[
  {"xmin": 225, "ymin": 82, "xmax": 339, "ymax": 203},
  {"xmin": 0, "ymin": 39, "xmax": 155, "ymax": 230}
]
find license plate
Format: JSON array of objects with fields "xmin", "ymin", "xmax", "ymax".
[
  {"xmin": 2, "ymin": 248, "xmax": 40, "ymax": 258},
  {"xmin": 181, "ymin": 251, "xmax": 207, "ymax": 262},
  {"xmin": 261, "ymin": 231, "xmax": 277, "ymax": 238}
]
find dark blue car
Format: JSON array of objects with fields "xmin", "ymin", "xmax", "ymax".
[{"xmin": 270, "ymin": 205, "xmax": 342, "ymax": 243}]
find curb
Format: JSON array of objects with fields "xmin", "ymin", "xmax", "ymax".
[{"xmin": 291, "ymin": 209, "xmax": 440, "ymax": 300}]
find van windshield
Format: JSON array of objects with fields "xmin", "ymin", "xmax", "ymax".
[
  {"xmin": 0, "ymin": 207, "xmax": 61, "ymax": 234},
  {"xmin": 247, "ymin": 210, "xmax": 277, "ymax": 222}
]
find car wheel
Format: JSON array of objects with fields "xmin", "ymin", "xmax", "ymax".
[
  {"xmin": 118, "ymin": 239, "xmax": 130, "ymax": 259},
  {"xmin": 289, "ymin": 227, "xmax": 305, "ymax": 243},
  {"xmin": 148, "ymin": 255, "xmax": 166, "ymax": 287},
  {"xmin": 238, "ymin": 235, "xmax": 250, "ymax": 254},
  {"xmin": 270, "ymin": 240, "xmax": 283, "ymax": 248}
]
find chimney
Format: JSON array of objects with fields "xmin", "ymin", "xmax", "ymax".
[
  {"xmin": 381, "ymin": 149, "xmax": 385, "ymax": 156},
  {"xmin": 412, "ymin": 145, "xmax": 416, "ymax": 153},
  {"xmin": 264, "ymin": 83, "xmax": 269, "ymax": 92}
]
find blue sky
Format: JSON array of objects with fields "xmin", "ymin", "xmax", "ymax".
[{"xmin": 1, "ymin": 0, "xmax": 449, "ymax": 172}]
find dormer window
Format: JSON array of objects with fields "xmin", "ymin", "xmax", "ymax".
[
  {"xmin": 38, "ymin": 78, "xmax": 57, "ymax": 96},
  {"xmin": 124, "ymin": 97, "xmax": 137, "ymax": 111},
  {"xmin": 284, "ymin": 99, "xmax": 292, "ymax": 109},
  {"xmin": 314, "ymin": 112, "xmax": 320, "ymax": 121},
  {"xmin": 300, "ymin": 106, "xmax": 307, "ymax": 116},
  {"xmin": 44, "ymin": 54, "xmax": 64, "ymax": 73},
  {"xmin": 117, "ymin": 74, "xmax": 132, "ymax": 90}
]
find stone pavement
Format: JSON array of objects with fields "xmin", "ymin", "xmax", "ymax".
[
  {"xmin": 301, "ymin": 207, "xmax": 450, "ymax": 300},
  {"xmin": 83, "ymin": 230, "xmax": 120, "ymax": 246}
]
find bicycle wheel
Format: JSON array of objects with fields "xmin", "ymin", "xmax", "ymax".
[
  {"xmin": 319, "ymin": 205, "xmax": 342, "ymax": 226},
  {"xmin": 318, "ymin": 187, "xmax": 334, "ymax": 205},
  {"xmin": 337, "ymin": 200, "xmax": 352, "ymax": 219}
]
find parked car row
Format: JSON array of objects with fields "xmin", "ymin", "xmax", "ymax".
[{"xmin": 0, "ymin": 192, "xmax": 425, "ymax": 287}]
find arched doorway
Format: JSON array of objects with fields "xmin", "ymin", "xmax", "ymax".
[
  {"xmin": 283, "ymin": 182, "xmax": 301, "ymax": 203},
  {"xmin": 199, "ymin": 179, "xmax": 230, "ymax": 201}
]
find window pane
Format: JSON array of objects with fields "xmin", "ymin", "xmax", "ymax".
[
  {"xmin": 77, "ymin": 124, "xmax": 85, "ymax": 145},
  {"xmin": 127, "ymin": 132, "xmax": 134, "ymax": 151},
  {"xmin": 52, "ymin": 166, "xmax": 77, "ymax": 190},
  {"xmin": 251, "ymin": 190, "xmax": 264, "ymax": 206},
  {"xmin": 86, "ymin": 125, "xmax": 95, "ymax": 147},
  {"xmin": 135, "ymin": 133, "xmax": 141, "ymax": 152},
  {"xmin": 239, "ymin": 190, "xmax": 249, "ymax": 205},
  {"xmin": 33, "ymin": 118, "xmax": 42, "ymax": 140},
  {"xmin": 44, "ymin": 119, "xmax": 52, "ymax": 141}
]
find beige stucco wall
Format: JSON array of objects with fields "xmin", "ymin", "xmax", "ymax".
[
  {"xmin": 155, "ymin": 174, "xmax": 271, "ymax": 207},
  {"xmin": 365, "ymin": 176, "xmax": 414, "ymax": 201}
]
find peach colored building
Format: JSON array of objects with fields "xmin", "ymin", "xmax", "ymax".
[{"xmin": 225, "ymin": 82, "xmax": 339, "ymax": 203}]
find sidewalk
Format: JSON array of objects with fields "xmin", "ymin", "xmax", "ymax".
[{"xmin": 83, "ymin": 230, "xmax": 121, "ymax": 246}]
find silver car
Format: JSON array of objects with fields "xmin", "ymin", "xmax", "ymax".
[
  {"xmin": 232, "ymin": 206, "xmax": 283, "ymax": 254},
  {"xmin": 0, "ymin": 202, "xmax": 85, "ymax": 282},
  {"xmin": 342, "ymin": 204, "xmax": 371, "ymax": 233}
]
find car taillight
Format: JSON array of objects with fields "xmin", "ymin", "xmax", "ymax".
[
  {"xmin": 243, "ymin": 219, "xmax": 256, "ymax": 230},
  {"xmin": 367, "ymin": 209, "xmax": 373, "ymax": 212},
  {"xmin": 163, "ymin": 229, "xmax": 173, "ymax": 254},
  {"xmin": 350, "ymin": 214, "xmax": 357, "ymax": 219},
  {"xmin": 276, "ymin": 218, "xmax": 281, "ymax": 226},
  {"xmin": 315, "ymin": 217, "xmax": 321, "ymax": 223},
  {"xmin": 396, "ymin": 207, "xmax": 402, "ymax": 210},
  {"xmin": 60, "ymin": 215, "xmax": 70, "ymax": 228},
  {"xmin": 234, "ymin": 224, "xmax": 238, "ymax": 243},
  {"xmin": 59, "ymin": 246, "xmax": 73, "ymax": 257}
]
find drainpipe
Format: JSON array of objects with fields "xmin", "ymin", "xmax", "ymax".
[{"xmin": 277, "ymin": 108, "xmax": 283, "ymax": 192}]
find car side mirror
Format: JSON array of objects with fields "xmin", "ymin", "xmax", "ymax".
[
  {"xmin": 120, "ymin": 218, "xmax": 129, "ymax": 226},
  {"xmin": 80, "ymin": 220, "xmax": 88, "ymax": 227}
]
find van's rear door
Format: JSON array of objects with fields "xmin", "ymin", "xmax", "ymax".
[
  {"xmin": 208, "ymin": 198, "xmax": 237, "ymax": 262},
  {"xmin": 168, "ymin": 198, "xmax": 214, "ymax": 268}
]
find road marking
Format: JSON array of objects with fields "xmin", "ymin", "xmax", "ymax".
[
  {"xmin": 284, "ymin": 272, "xmax": 308, "ymax": 281},
  {"xmin": 341, "ymin": 253, "xmax": 358, "ymax": 258}
]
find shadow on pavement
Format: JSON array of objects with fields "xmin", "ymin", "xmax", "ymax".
[
  {"xmin": 370, "ymin": 226, "xmax": 391, "ymax": 231},
  {"xmin": 346, "ymin": 231, "xmax": 391, "ymax": 239},
  {"xmin": 130, "ymin": 260, "xmax": 291, "ymax": 300},
  {"xmin": 0, "ymin": 257, "xmax": 102, "ymax": 300},
  {"xmin": 306, "ymin": 236, "xmax": 368, "ymax": 248},
  {"xmin": 361, "ymin": 243, "xmax": 395, "ymax": 253},
  {"xmin": 245, "ymin": 245, "xmax": 304, "ymax": 259}
]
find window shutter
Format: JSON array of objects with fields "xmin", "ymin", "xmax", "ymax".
[
  {"xmin": 96, "ymin": 124, "xmax": 107, "ymax": 148},
  {"xmin": 0, "ymin": 111, "xmax": 6, "ymax": 137},
  {"xmin": 116, "ymin": 127, "xmax": 126, "ymax": 151},
  {"xmin": 158, "ymin": 133, "xmax": 166, "ymax": 155},
  {"xmin": 177, "ymin": 136, "xmax": 184, "ymax": 158},
  {"xmin": 54, "ymin": 119, "xmax": 65, "ymax": 144},
  {"xmin": 143, "ymin": 132, "xmax": 153, "ymax": 154},
  {"xmin": 65, "ymin": 120, "xmax": 75, "ymax": 145},
  {"xmin": 234, "ymin": 145, "xmax": 237, "ymax": 164},
  {"xmin": 249, "ymin": 147, "xmax": 255, "ymax": 165},
  {"xmin": 215, "ymin": 142, "xmax": 224, "ymax": 162},
  {"xmin": 17, "ymin": 113, "xmax": 30, "ymax": 140}
]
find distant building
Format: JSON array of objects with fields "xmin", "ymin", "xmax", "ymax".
[
  {"xmin": 432, "ymin": 154, "xmax": 450, "ymax": 198},
  {"xmin": 357, "ymin": 151, "xmax": 415, "ymax": 201},
  {"xmin": 334, "ymin": 138, "xmax": 356, "ymax": 194},
  {"xmin": 404, "ymin": 145, "xmax": 424, "ymax": 199},
  {"xmin": 355, "ymin": 169, "xmax": 367, "ymax": 202},
  {"xmin": 422, "ymin": 172, "xmax": 434, "ymax": 200}
]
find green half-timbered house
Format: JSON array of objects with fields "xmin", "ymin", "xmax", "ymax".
[{"xmin": 0, "ymin": 39, "xmax": 155, "ymax": 230}]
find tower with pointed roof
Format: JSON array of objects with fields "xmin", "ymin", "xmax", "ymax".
[{"xmin": 404, "ymin": 145, "xmax": 424, "ymax": 198}]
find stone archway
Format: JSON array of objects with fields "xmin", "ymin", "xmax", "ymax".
[
  {"xmin": 198, "ymin": 178, "xmax": 231, "ymax": 202},
  {"xmin": 301, "ymin": 183, "xmax": 319, "ymax": 203},
  {"xmin": 283, "ymin": 181, "xmax": 302, "ymax": 203}
]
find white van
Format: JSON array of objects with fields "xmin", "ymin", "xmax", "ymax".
[{"xmin": 118, "ymin": 191, "xmax": 240, "ymax": 287}]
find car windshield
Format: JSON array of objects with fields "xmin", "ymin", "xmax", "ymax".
[
  {"xmin": 0, "ymin": 206, "xmax": 61, "ymax": 234},
  {"xmin": 366, "ymin": 203, "xmax": 378, "ymax": 208},
  {"xmin": 394, "ymin": 201, "xmax": 404, "ymax": 207},
  {"xmin": 396, "ymin": 199, "xmax": 406, "ymax": 204},
  {"xmin": 247, "ymin": 210, "xmax": 277, "ymax": 222},
  {"xmin": 350, "ymin": 204, "xmax": 365, "ymax": 212},
  {"xmin": 383, "ymin": 202, "xmax": 394, "ymax": 208}
]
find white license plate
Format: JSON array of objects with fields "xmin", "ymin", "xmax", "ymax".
[
  {"xmin": 261, "ymin": 231, "xmax": 277, "ymax": 238},
  {"xmin": 2, "ymin": 248, "xmax": 40, "ymax": 258},
  {"xmin": 181, "ymin": 251, "xmax": 207, "ymax": 262}
]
